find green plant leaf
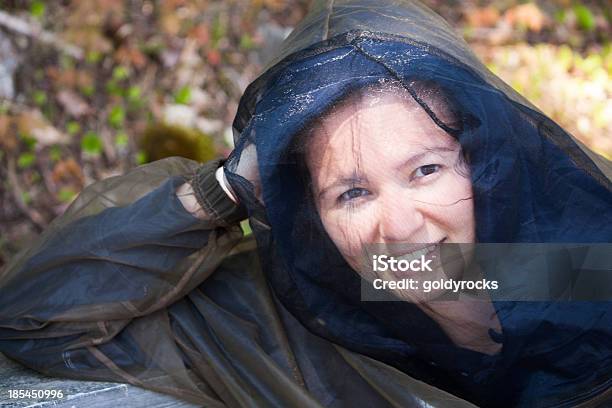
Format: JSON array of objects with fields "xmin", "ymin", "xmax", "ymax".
[
  {"xmin": 574, "ymin": 4, "xmax": 595, "ymax": 31},
  {"xmin": 57, "ymin": 187, "xmax": 77, "ymax": 203},
  {"xmin": 86, "ymin": 50, "xmax": 103, "ymax": 64},
  {"xmin": 49, "ymin": 145, "xmax": 62, "ymax": 162},
  {"xmin": 108, "ymin": 105, "xmax": 125, "ymax": 128},
  {"xmin": 81, "ymin": 131, "xmax": 103, "ymax": 155},
  {"xmin": 105, "ymin": 80, "xmax": 123, "ymax": 97},
  {"xmin": 17, "ymin": 152, "xmax": 36, "ymax": 169},
  {"xmin": 115, "ymin": 131, "xmax": 129, "ymax": 148},
  {"xmin": 30, "ymin": 1, "xmax": 45, "ymax": 18},
  {"xmin": 33, "ymin": 90, "xmax": 47, "ymax": 106},
  {"xmin": 66, "ymin": 121, "xmax": 81, "ymax": 135},
  {"xmin": 174, "ymin": 86, "xmax": 191, "ymax": 105},
  {"xmin": 81, "ymin": 84, "xmax": 95, "ymax": 97},
  {"xmin": 240, "ymin": 219, "xmax": 252, "ymax": 236},
  {"xmin": 240, "ymin": 34, "xmax": 254, "ymax": 50},
  {"xmin": 112, "ymin": 65, "xmax": 130, "ymax": 81},
  {"xmin": 135, "ymin": 150, "xmax": 147, "ymax": 165},
  {"xmin": 127, "ymin": 86, "xmax": 141, "ymax": 102},
  {"xmin": 19, "ymin": 133, "xmax": 37, "ymax": 150}
]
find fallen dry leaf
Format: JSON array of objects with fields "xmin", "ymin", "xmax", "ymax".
[
  {"xmin": 206, "ymin": 49, "xmax": 221, "ymax": 66},
  {"xmin": 114, "ymin": 45, "xmax": 148, "ymax": 68},
  {"xmin": 161, "ymin": 14, "xmax": 181, "ymax": 36},
  {"xmin": 16, "ymin": 110, "xmax": 69, "ymax": 146},
  {"xmin": 51, "ymin": 157, "xmax": 85, "ymax": 186},
  {"xmin": 504, "ymin": 3, "xmax": 549, "ymax": 33},
  {"xmin": 57, "ymin": 89, "xmax": 91, "ymax": 118},
  {"xmin": 0, "ymin": 114, "xmax": 18, "ymax": 152},
  {"xmin": 465, "ymin": 6, "xmax": 501, "ymax": 28},
  {"xmin": 46, "ymin": 67, "xmax": 78, "ymax": 88},
  {"xmin": 252, "ymin": 0, "xmax": 286, "ymax": 12},
  {"xmin": 188, "ymin": 24, "xmax": 210, "ymax": 46}
]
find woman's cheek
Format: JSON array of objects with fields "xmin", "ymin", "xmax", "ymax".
[
  {"xmin": 319, "ymin": 200, "xmax": 380, "ymax": 269},
  {"xmin": 328, "ymin": 209, "xmax": 377, "ymax": 261},
  {"xmin": 420, "ymin": 171, "xmax": 466, "ymax": 206},
  {"xmin": 440, "ymin": 190, "xmax": 475, "ymax": 242}
]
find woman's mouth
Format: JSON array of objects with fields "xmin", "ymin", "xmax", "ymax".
[
  {"xmin": 392, "ymin": 238, "xmax": 447, "ymax": 261},
  {"xmin": 369, "ymin": 238, "xmax": 447, "ymax": 279}
]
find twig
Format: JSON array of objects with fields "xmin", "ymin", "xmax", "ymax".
[
  {"xmin": 0, "ymin": 10, "xmax": 83, "ymax": 59},
  {"xmin": 6, "ymin": 156, "xmax": 46, "ymax": 231}
]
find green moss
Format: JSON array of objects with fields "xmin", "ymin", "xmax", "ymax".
[{"xmin": 139, "ymin": 123, "xmax": 217, "ymax": 163}]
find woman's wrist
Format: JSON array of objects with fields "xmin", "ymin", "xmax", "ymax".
[
  {"xmin": 178, "ymin": 160, "xmax": 247, "ymax": 225},
  {"xmin": 176, "ymin": 182, "xmax": 208, "ymax": 220}
]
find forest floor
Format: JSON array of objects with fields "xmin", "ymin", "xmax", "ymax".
[{"xmin": 0, "ymin": 0, "xmax": 610, "ymax": 268}]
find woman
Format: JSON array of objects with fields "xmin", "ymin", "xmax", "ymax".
[
  {"xmin": 1, "ymin": 0, "xmax": 611, "ymax": 407},
  {"xmin": 293, "ymin": 79, "xmax": 502, "ymax": 355}
]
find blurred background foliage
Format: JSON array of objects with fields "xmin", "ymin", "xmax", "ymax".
[{"xmin": 0, "ymin": 0, "xmax": 610, "ymax": 266}]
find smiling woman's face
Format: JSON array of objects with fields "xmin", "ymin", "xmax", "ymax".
[{"xmin": 305, "ymin": 90, "xmax": 475, "ymax": 278}]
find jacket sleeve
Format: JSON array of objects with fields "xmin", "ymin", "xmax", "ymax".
[{"xmin": 0, "ymin": 157, "xmax": 244, "ymax": 406}]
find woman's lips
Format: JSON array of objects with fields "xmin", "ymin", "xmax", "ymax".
[
  {"xmin": 381, "ymin": 238, "xmax": 446, "ymax": 279},
  {"xmin": 388, "ymin": 238, "xmax": 447, "ymax": 259}
]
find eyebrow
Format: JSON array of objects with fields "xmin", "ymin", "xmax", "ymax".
[
  {"xmin": 395, "ymin": 146, "xmax": 457, "ymax": 172},
  {"xmin": 316, "ymin": 146, "xmax": 459, "ymax": 200}
]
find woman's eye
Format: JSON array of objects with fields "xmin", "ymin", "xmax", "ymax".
[
  {"xmin": 338, "ymin": 188, "xmax": 370, "ymax": 203},
  {"xmin": 412, "ymin": 164, "xmax": 441, "ymax": 179}
]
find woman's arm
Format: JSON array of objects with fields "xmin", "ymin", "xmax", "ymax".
[
  {"xmin": 0, "ymin": 157, "xmax": 245, "ymax": 405},
  {"xmin": 0, "ymin": 158, "xmax": 245, "ymax": 322}
]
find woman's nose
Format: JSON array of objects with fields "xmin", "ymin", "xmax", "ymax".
[{"xmin": 378, "ymin": 193, "xmax": 426, "ymax": 242}]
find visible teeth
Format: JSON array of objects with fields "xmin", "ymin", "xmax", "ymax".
[{"xmin": 397, "ymin": 245, "xmax": 437, "ymax": 262}]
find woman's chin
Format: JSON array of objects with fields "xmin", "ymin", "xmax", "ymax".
[{"xmin": 353, "ymin": 243, "xmax": 473, "ymax": 304}]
